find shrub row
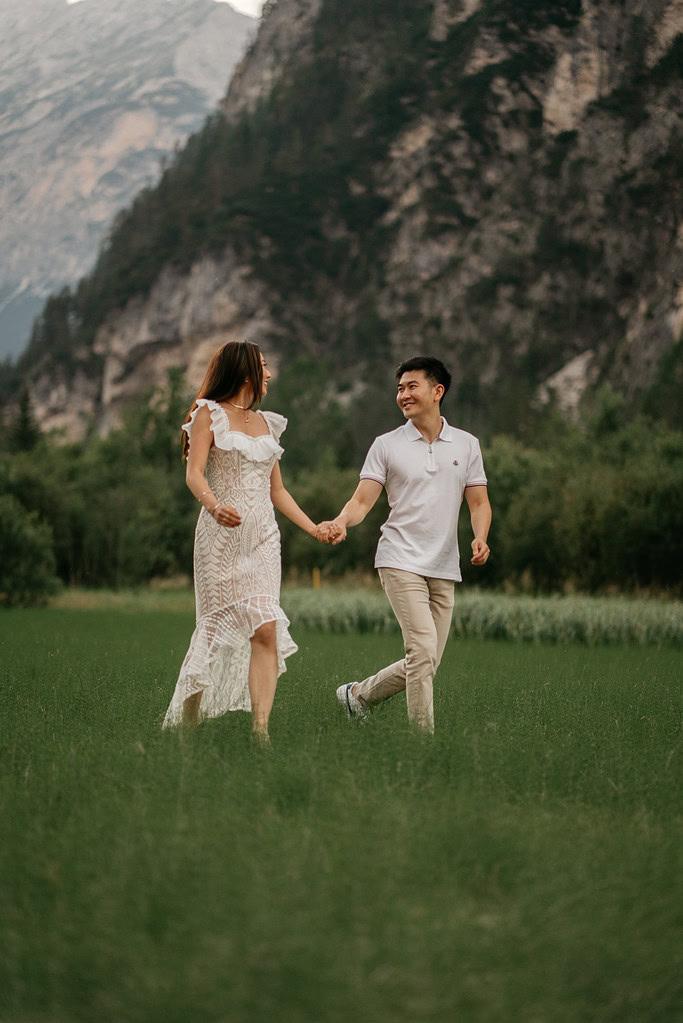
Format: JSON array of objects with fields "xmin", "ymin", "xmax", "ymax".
[{"xmin": 2, "ymin": 376, "xmax": 682, "ymax": 605}]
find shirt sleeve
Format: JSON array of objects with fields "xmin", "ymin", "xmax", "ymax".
[
  {"xmin": 465, "ymin": 438, "xmax": 487, "ymax": 487},
  {"xmin": 359, "ymin": 437, "xmax": 388, "ymax": 486}
]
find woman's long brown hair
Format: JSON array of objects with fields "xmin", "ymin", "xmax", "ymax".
[{"xmin": 181, "ymin": 340, "xmax": 263, "ymax": 458}]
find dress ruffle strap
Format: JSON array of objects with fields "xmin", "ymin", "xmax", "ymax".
[
  {"xmin": 260, "ymin": 411, "xmax": 288, "ymax": 443},
  {"xmin": 183, "ymin": 400, "xmax": 285, "ymax": 462}
]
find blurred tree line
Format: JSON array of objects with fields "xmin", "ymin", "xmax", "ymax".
[{"xmin": 1, "ymin": 373, "xmax": 681, "ymax": 606}]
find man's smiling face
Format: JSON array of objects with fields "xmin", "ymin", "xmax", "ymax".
[{"xmin": 396, "ymin": 370, "xmax": 442, "ymax": 420}]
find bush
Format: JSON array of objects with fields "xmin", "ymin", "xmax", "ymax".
[
  {"xmin": 0, "ymin": 494, "xmax": 59, "ymax": 607},
  {"xmin": 1, "ymin": 375, "xmax": 682, "ymax": 596}
]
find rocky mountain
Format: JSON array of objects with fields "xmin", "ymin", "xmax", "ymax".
[
  {"xmin": 0, "ymin": 0, "xmax": 254, "ymax": 359},
  {"xmin": 11, "ymin": 0, "xmax": 683, "ymax": 448}
]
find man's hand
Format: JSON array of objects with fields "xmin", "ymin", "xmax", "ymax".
[
  {"xmin": 315, "ymin": 521, "xmax": 333, "ymax": 543},
  {"xmin": 315, "ymin": 521, "xmax": 346, "ymax": 544},
  {"xmin": 466, "ymin": 487, "xmax": 491, "ymax": 566},
  {"xmin": 329, "ymin": 518, "xmax": 347, "ymax": 545},
  {"xmin": 471, "ymin": 537, "xmax": 490, "ymax": 565}
]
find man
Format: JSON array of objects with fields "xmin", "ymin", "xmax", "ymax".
[{"xmin": 323, "ymin": 356, "xmax": 491, "ymax": 733}]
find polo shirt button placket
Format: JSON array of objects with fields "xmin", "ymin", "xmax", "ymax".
[{"xmin": 426, "ymin": 441, "xmax": 438, "ymax": 474}]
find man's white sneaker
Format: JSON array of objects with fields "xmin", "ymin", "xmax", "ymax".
[{"xmin": 336, "ymin": 682, "xmax": 368, "ymax": 718}]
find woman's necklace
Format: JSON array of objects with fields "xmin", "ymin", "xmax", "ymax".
[{"xmin": 227, "ymin": 400, "xmax": 250, "ymax": 422}]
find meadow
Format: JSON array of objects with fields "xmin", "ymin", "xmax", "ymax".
[{"xmin": 1, "ymin": 605, "xmax": 682, "ymax": 1022}]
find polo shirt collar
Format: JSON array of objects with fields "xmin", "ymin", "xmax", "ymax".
[{"xmin": 404, "ymin": 416, "xmax": 453, "ymax": 442}]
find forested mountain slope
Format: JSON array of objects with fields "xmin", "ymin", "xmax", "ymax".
[{"xmin": 10, "ymin": 0, "xmax": 683, "ymax": 451}]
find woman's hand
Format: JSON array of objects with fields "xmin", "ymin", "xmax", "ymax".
[
  {"xmin": 315, "ymin": 522, "xmax": 331, "ymax": 543},
  {"xmin": 213, "ymin": 503, "xmax": 241, "ymax": 528}
]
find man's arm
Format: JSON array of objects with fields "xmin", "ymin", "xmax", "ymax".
[
  {"xmin": 318, "ymin": 479, "xmax": 383, "ymax": 545},
  {"xmin": 465, "ymin": 485, "xmax": 492, "ymax": 566}
]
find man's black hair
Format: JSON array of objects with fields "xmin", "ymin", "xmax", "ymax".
[{"xmin": 396, "ymin": 356, "xmax": 452, "ymax": 403}]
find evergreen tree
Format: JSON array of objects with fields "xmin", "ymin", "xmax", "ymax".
[{"xmin": 10, "ymin": 388, "xmax": 40, "ymax": 453}]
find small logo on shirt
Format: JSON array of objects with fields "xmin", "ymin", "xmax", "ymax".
[{"xmin": 453, "ymin": 459, "xmax": 459, "ymax": 466}]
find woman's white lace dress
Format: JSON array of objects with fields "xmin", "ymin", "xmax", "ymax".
[{"xmin": 162, "ymin": 400, "xmax": 297, "ymax": 727}]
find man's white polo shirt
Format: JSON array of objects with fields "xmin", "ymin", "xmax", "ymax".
[{"xmin": 359, "ymin": 417, "xmax": 487, "ymax": 581}]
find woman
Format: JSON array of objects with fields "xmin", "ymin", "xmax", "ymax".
[{"xmin": 162, "ymin": 340, "xmax": 325, "ymax": 740}]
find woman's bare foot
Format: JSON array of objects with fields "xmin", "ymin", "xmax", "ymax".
[{"xmin": 251, "ymin": 729, "xmax": 271, "ymax": 748}]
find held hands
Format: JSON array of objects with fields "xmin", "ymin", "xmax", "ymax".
[
  {"xmin": 471, "ymin": 537, "xmax": 490, "ymax": 566},
  {"xmin": 315, "ymin": 520, "xmax": 347, "ymax": 545}
]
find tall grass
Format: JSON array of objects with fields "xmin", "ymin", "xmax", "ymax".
[
  {"xmin": 1, "ymin": 608, "xmax": 681, "ymax": 1022},
  {"xmin": 52, "ymin": 587, "xmax": 683, "ymax": 647},
  {"xmin": 282, "ymin": 588, "xmax": 683, "ymax": 646}
]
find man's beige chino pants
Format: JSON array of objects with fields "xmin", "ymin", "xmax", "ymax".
[{"xmin": 355, "ymin": 567, "xmax": 455, "ymax": 733}]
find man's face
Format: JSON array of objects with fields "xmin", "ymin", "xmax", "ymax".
[{"xmin": 396, "ymin": 370, "xmax": 442, "ymax": 419}]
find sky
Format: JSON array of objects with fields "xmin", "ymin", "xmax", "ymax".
[{"xmin": 65, "ymin": 0, "xmax": 265, "ymax": 17}]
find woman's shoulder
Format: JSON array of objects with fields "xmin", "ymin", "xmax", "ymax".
[
  {"xmin": 182, "ymin": 399, "xmax": 223, "ymax": 438},
  {"xmin": 194, "ymin": 398, "xmax": 223, "ymax": 417}
]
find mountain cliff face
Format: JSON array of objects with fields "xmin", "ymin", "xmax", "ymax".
[
  {"xmin": 0, "ymin": 0, "xmax": 254, "ymax": 358},
  {"xmin": 14, "ymin": 0, "xmax": 683, "ymax": 446}
]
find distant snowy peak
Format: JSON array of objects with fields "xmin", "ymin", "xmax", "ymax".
[{"xmin": 0, "ymin": 0, "xmax": 255, "ymax": 358}]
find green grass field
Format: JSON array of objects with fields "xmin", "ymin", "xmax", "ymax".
[{"xmin": 1, "ymin": 608, "xmax": 682, "ymax": 1022}]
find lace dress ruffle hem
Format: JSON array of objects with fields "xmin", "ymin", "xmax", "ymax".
[{"xmin": 162, "ymin": 596, "xmax": 298, "ymax": 726}]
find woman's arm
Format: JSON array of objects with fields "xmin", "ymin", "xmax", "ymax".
[
  {"xmin": 185, "ymin": 406, "xmax": 241, "ymax": 528},
  {"xmin": 270, "ymin": 462, "xmax": 317, "ymax": 536}
]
